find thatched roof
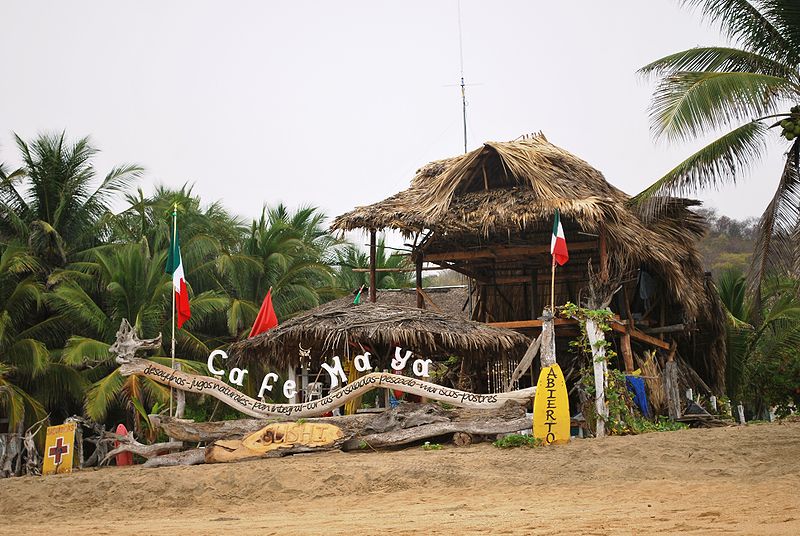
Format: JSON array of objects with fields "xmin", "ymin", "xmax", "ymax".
[
  {"xmin": 332, "ymin": 133, "xmax": 709, "ymax": 319},
  {"xmin": 229, "ymin": 300, "xmax": 530, "ymax": 369},
  {"xmin": 331, "ymin": 133, "xmax": 727, "ymax": 391},
  {"xmin": 330, "ymin": 286, "xmax": 470, "ymax": 319}
]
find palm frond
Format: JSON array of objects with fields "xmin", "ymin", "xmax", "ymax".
[
  {"xmin": 639, "ymin": 46, "xmax": 798, "ymax": 80},
  {"xmin": 649, "ymin": 71, "xmax": 795, "ymax": 141},
  {"xmin": 681, "ymin": 0, "xmax": 800, "ymax": 66},
  {"xmin": 748, "ymin": 141, "xmax": 800, "ymax": 299},
  {"xmin": 633, "ymin": 121, "xmax": 769, "ymax": 206}
]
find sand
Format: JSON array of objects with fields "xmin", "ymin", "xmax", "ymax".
[{"xmin": 1, "ymin": 421, "xmax": 798, "ymax": 535}]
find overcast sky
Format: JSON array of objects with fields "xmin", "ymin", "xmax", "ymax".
[{"xmin": 1, "ymin": 1, "xmax": 787, "ymax": 231}]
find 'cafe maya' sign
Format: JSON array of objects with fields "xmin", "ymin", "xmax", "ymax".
[{"xmin": 207, "ymin": 346, "xmax": 434, "ymax": 399}]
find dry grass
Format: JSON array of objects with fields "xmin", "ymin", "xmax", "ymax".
[{"xmin": 229, "ymin": 300, "xmax": 530, "ymax": 369}]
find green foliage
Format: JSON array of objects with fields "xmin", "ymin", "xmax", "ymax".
[
  {"xmin": 636, "ymin": 1, "xmax": 800, "ymax": 291},
  {"xmin": 717, "ymin": 270, "xmax": 800, "ymax": 415},
  {"xmin": 560, "ymin": 302, "xmax": 617, "ymax": 364},
  {"xmin": 0, "ymin": 131, "xmax": 377, "ymax": 434},
  {"xmin": 421, "ymin": 441, "xmax": 443, "ymax": 451},
  {"xmin": 492, "ymin": 434, "xmax": 543, "ymax": 449}
]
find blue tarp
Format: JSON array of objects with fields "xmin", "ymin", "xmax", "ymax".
[{"xmin": 626, "ymin": 375, "xmax": 650, "ymax": 418}]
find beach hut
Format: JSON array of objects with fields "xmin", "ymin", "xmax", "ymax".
[
  {"xmin": 331, "ymin": 133, "xmax": 727, "ymax": 395},
  {"xmin": 230, "ymin": 298, "xmax": 531, "ymax": 404}
]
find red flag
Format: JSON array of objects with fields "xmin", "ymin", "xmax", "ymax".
[{"xmin": 249, "ymin": 288, "xmax": 278, "ymax": 338}]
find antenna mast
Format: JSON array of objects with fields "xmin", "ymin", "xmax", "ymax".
[{"xmin": 458, "ymin": 0, "xmax": 467, "ymax": 154}]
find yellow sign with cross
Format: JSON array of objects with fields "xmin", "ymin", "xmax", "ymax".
[{"xmin": 42, "ymin": 422, "xmax": 76, "ymax": 475}]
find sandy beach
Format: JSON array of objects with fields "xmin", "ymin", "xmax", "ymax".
[{"xmin": 1, "ymin": 421, "xmax": 798, "ymax": 535}]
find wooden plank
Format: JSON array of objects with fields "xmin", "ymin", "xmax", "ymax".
[
  {"xmin": 351, "ymin": 267, "xmax": 440, "ymax": 273},
  {"xmin": 417, "ymin": 288, "xmax": 443, "ymax": 313},
  {"xmin": 487, "ymin": 318, "xmax": 578, "ymax": 329},
  {"xmin": 424, "ymin": 241, "xmax": 597, "ymax": 262},
  {"xmin": 610, "ymin": 323, "xmax": 671, "ymax": 350}
]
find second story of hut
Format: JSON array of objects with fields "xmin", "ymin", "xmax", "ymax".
[{"xmin": 332, "ymin": 133, "xmax": 726, "ymax": 394}]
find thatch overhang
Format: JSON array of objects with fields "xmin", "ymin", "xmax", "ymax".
[
  {"xmin": 229, "ymin": 300, "xmax": 530, "ymax": 370},
  {"xmin": 331, "ymin": 133, "xmax": 727, "ymax": 392}
]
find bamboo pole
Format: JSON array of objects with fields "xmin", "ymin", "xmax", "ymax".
[
  {"xmin": 170, "ymin": 204, "xmax": 176, "ymax": 417},
  {"xmin": 369, "ymin": 230, "xmax": 377, "ymax": 303}
]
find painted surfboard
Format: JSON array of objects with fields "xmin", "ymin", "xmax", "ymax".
[
  {"xmin": 115, "ymin": 424, "xmax": 134, "ymax": 466},
  {"xmin": 533, "ymin": 363, "xmax": 570, "ymax": 445}
]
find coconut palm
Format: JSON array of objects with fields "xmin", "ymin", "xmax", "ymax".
[
  {"xmin": 49, "ymin": 239, "xmax": 222, "ymax": 422},
  {"xmin": 637, "ymin": 0, "xmax": 800, "ymax": 295},
  {"xmin": 716, "ymin": 268, "xmax": 800, "ymax": 414},
  {"xmin": 333, "ymin": 236, "xmax": 414, "ymax": 292},
  {"xmin": 220, "ymin": 205, "xmax": 340, "ymax": 338},
  {"xmin": 0, "ymin": 244, "xmax": 86, "ymax": 429},
  {"xmin": 0, "ymin": 132, "xmax": 142, "ymax": 269}
]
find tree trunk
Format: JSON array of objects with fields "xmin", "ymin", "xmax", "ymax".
[{"xmin": 585, "ymin": 318, "xmax": 608, "ymax": 438}]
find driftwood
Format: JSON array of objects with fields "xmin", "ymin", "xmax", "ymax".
[
  {"xmin": 186, "ymin": 402, "xmax": 531, "ymax": 462},
  {"xmin": 143, "ymin": 448, "xmax": 206, "ymax": 468},
  {"xmin": 100, "ymin": 431, "xmax": 182, "ymax": 465},
  {"xmin": 0, "ymin": 434, "xmax": 22, "ymax": 478},
  {"xmin": 150, "ymin": 413, "xmax": 372, "ymax": 443},
  {"xmin": 342, "ymin": 402, "xmax": 528, "ymax": 450},
  {"xmin": 206, "ymin": 422, "xmax": 347, "ymax": 463}
]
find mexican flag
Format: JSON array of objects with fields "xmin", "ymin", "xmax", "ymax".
[
  {"xmin": 551, "ymin": 209, "xmax": 569, "ymax": 266},
  {"xmin": 166, "ymin": 227, "xmax": 191, "ymax": 328}
]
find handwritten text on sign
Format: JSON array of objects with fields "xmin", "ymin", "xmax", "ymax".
[
  {"xmin": 117, "ymin": 357, "xmax": 535, "ymax": 419},
  {"xmin": 533, "ymin": 364, "xmax": 570, "ymax": 445}
]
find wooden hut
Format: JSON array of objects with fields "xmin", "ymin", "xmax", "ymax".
[{"xmin": 332, "ymin": 133, "xmax": 727, "ymax": 394}]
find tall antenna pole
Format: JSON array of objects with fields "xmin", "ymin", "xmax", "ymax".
[{"xmin": 458, "ymin": 0, "xmax": 467, "ymax": 154}]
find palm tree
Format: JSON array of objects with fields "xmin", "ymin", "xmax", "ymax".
[
  {"xmin": 0, "ymin": 244, "xmax": 85, "ymax": 430},
  {"xmin": 333, "ymin": 236, "xmax": 414, "ymax": 292},
  {"xmin": 716, "ymin": 268, "xmax": 800, "ymax": 414},
  {"xmin": 49, "ymin": 240, "xmax": 221, "ymax": 423},
  {"xmin": 637, "ymin": 0, "xmax": 800, "ymax": 295},
  {"xmin": 221, "ymin": 205, "xmax": 340, "ymax": 338},
  {"xmin": 0, "ymin": 132, "xmax": 142, "ymax": 269}
]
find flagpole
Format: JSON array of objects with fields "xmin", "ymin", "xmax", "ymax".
[
  {"xmin": 550, "ymin": 258, "xmax": 556, "ymax": 312},
  {"xmin": 170, "ymin": 203, "xmax": 177, "ymax": 417}
]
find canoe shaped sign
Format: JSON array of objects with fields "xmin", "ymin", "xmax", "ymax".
[{"xmin": 533, "ymin": 364, "xmax": 570, "ymax": 445}]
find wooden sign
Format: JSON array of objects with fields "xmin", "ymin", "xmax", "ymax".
[
  {"xmin": 118, "ymin": 357, "xmax": 536, "ymax": 419},
  {"xmin": 42, "ymin": 422, "xmax": 76, "ymax": 475},
  {"xmin": 533, "ymin": 364, "xmax": 570, "ymax": 445},
  {"xmin": 206, "ymin": 422, "xmax": 344, "ymax": 463}
]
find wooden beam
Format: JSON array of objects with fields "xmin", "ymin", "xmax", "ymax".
[
  {"xmin": 487, "ymin": 318, "xmax": 579, "ymax": 329},
  {"xmin": 351, "ymin": 267, "xmax": 440, "ymax": 273},
  {"xmin": 369, "ymin": 230, "xmax": 377, "ymax": 303},
  {"xmin": 424, "ymin": 241, "xmax": 597, "ymax": 262},
  {"xmin": 599, "ymin": 223, "xmax": 608, "ymax": 282},
  {"xmin": 417, "ymin": 288, "xmax": 443, "ymax": 313},
  {"xmin": 610, "ymin": 322, "xmax": 671, "ymax": 350},
  {"xmin": 415, "ymin": 255, "xmax": 424, "ymax": 309},
  {"xmin": 645, "ymin": 324, "xmax": 687, "ymax": 335},
  {"xmin": 620, "ymin": 330, "xmax": 634, "ymax": 372}
]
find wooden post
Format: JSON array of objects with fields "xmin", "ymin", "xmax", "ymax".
[
  {"xmin": 664, "ymin": 341, "xmax": 680, "ymax": 419},
  {"xmin": 369, "ymin": 229, "xmax": 377, "ymax": 303},
  {"xmin": 599, "ymin": 224, "xmax": 608, "ymax": 282},
  {"xmin": 620, "ymin": 329, "xmax": 634, "ymax": 373},
  {"xmin": 415, "ymin": 254, "xmax": 424, "ymax": 309},
  {"xmin": 539, "ymin": 308, "xmax": 556, "ymax": 368},
  {"xmin": 585, "ymin": 318, "xmax": 608, "ymax": 438}
]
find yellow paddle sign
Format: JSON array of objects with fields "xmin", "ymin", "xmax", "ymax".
[{"xmin": 533, "ymin": 364, "xmax": 570, "ymax": 445}]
